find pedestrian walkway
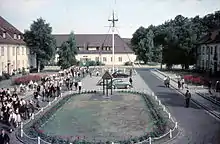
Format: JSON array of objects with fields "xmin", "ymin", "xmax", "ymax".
[
  {"xmin": 151, "ymin": 69, "xmax": 220, "ymax": 119},
  {"xmin": 82, "ymin": 72, "xmax": 152, "ymax": 94},
  {"xmin": 156, "ymin": 70, "xmax": 220, "ymax": 106}
]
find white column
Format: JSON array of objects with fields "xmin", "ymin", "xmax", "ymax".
[{"xmin": 112, "ymin": 27, "xmax": 115, "ymax": 73}]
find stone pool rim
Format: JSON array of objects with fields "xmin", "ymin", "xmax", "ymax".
[{"xmin": 18, "ymin": 90, "xmax": 176, "ymax": 144}]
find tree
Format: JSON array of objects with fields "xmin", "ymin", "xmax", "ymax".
[
  {"xmin": 68, "ymin": 31, "xmax": 77, "ymax": 55},
  {"xmin": 57, "ymin": 32, "xmax": 77, "ymax": 69},
  {"xmin": 24, "ymin": 18, "xmax": 56, "ymax": 70},
  {"xmin": 131, "ymin": 10, "xmax": 220, "ymax": 69}
]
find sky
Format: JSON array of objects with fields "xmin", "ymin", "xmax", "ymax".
[{"xmin": 0, "ymin": 0, "xmax": 220, "ymax": 38}]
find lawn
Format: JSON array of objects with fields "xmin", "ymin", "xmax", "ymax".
[{"xmin": 39, "ymin": 93, "xmax": 154, "ymax": 142}]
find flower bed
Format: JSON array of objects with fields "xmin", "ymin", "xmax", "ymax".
[
  {"xmin": 13, "ymin": 74, "xmax": 46, "ymax": 85},
  {"xmin": 20, "ymin": 91, "xmax": 174, "ymax": 144},
  {"xmin": 183, "ymin": 75, "xmax": 205, "ymax": 85}
]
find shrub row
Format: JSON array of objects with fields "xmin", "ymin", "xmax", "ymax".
[
  {"xmin": 13, "ymin": 74, "xmax": 46, "ymax": 85},
  {"xmin": 22, "ymin": 91, "xmax": 170, "ymax": 144},
  {"xmin": 183, "ymin": 75, "xmax": 205, "ymax": 85}
]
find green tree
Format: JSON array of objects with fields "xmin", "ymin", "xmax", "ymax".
[
  {"xmin": 68, "ymin": 31, "xmax": 77, "ymax": 55},
  {"xmin": 131, "ymin": 10, "xmax": 220, "ymax": 69},
  {"xmin": 24, "ymin": 18, "xmax": 56, "ymax": 70},
  {"xmin": 57, "ymin": 32, "xmax": 77, "ymax": 69}
]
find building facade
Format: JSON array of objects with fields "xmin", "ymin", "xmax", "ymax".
[
  {"xmin": 53, "ymin": 34, "xmax": 136, "ymax": 65},
  {"xmin": 0, "ymin": 16, "xmax": 35, "ymax": 75},
  {"xmin": 196, "ymin": 29, "xmax": 220, "ymax": 75}
]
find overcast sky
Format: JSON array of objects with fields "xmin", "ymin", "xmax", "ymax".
[{"xmin": 0, "ymin": 0, "xmax": 220, "ymax": 38}]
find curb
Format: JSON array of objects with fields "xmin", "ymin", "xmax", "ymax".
[
  {"xmin": 196, "ymin": 92, "xmax": 220, "ymax": 106},
  {"xmin": 153, "ymin": 69, "xmax": 220, "ymax": 120}
]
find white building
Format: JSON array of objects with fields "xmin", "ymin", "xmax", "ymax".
[
  {"xmin": 0, "ymin": 16, "xmax": 36, "ymax": 75},
  {"xmin": 196, "ymin": 29, "xmax": 220, "ymax": 75},
  {"xmin": 53, "ymin": 34, "xmax": 136, "ymax": 65}
]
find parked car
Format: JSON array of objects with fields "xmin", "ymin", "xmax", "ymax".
[
  {"xmin": 107, "ymin": 79, "xmax": 132, "ymax": 89},
  {"xmin": 97, "ymin": 78, "xmax": 122, "ymax": 86},
  {"xmin": 112, "ymin": 71, "xmax": 129, "ymax": 78}
]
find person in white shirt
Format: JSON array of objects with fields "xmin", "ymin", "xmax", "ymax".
[
  {"xmin": 181, "ymin": 78, "xmax": 185, "ymax": 89},
  {"xmin": 78, "ymin": 81, "xmax": 82, "ymax": 93},
  {"xmin": 8, "ymin": 111, "xmax": 17, "ymax": 132}
]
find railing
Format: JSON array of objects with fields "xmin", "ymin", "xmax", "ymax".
[
  {"xmin": 19, "ymin": 88, "xmax": 178, "ymax": 144},
  {"xmin": 137, "ymin": 90, "xmax": 178, "ymax": 144},
  {"xmin": 19, "ymin": 92, "xmax": 67, "ymax": 144}
]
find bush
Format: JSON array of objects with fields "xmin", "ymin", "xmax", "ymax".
[
  {"xmin": 2, "ymin": 72, "xmax": 10, "ymax": 80},
  {"xmin": 13, "ymin": 74, "xmax": 44, "ymax": 85},
  {"xmin": 22, "ymin": 67, "xmax": 28, "ymax": 75}
]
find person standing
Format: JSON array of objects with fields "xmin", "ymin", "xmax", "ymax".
[
  {"xmin": 89, "ymin": 71, "xmax": 92, "ymax": 77},
  {"xmin": 208, "ymin": 80, "xmax": 212, "ymax": 94},
  {"xmin": 78, "ymin": 81, "xmax": 82, "ymax": 94},
  {"xmin": 181, "ymin": 78, "xmax": 185, "ymax": 89},
  {"xmin": 74, "ymin": 81, "xmax": 78, "ymax": 91},
  {"xmin": 177, "ymin": 79, "xmax": 181, "ymax": 89},
  {"xmin": 0, "ymin": 129, "xmax": 10, "ymax": 144},
  {"xmin": 129, "ymin": 77, "xmax": 133, "ymax": 86},
  {"xmin": 185, "ymin": 90, "xmax": 191, "ymax": 108}
]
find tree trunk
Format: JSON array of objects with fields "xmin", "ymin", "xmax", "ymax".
[{"xmin": 36, "ymin": 55, "xmax": 40, "ymax": 72}]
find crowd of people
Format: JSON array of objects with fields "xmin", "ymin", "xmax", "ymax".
[{"xmin": 0, "ymin": 66, "xmax": 89, "ymax": 144}]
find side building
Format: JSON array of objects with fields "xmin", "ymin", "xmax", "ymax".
[
  {"xmin": 196, "ymin": 28, "xmax": 220, "ymax": 75},
  {"xmin": 0, "ymin": 16, "xmax": 36, "ymax": 75},
  {"xmin": 53, "ymin": 34, "xmax": 136, "ymax": 65}
]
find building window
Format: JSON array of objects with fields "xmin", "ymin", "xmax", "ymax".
[
  {"xmin": 3, "ymin": 32, "xmax": 6, "ymax": 38},
  {"xmin": 103, "ymin": 57, "xmax": 107, "ymax": 62},
  {"xmin": 206, "ymin": 46, "xmax": 209, "ymax": 54},
  {"xmin": 118, "ymin": 57, "xmax": 122, "ymax": 62},
  {"xmin": 1, "ymin": 62, "xmax": 4, "ymax": 71},
  {"xmin": 17, "ymin": 60, "xmax": 20, "ymax": 68},
  {"xmin": 95, "ymin": 57, "xmax": 99, "ymax": 61},
  {"xmin": 22, "ymin": 47, "xmax": 24, "ymax": 55},
  {"xmin": 22, "ymin": 60, "xmax": 24, "ymax": 67},
  {"xmin": 1, "ymin": 46, "xmax": 4, "ymax": 56},
  {"xmin": 17, "ymin": 47, "xmax": 20, "ymax": 55},
  {"xmin": 18, "ymin": 35, "xmax": 21, "ymax": 39},
  {"xmin": 96, "ymin": 47, "xmax": 99, "ymax": 51},
  {"xmin": 12, "ymin": 47, "xmax": 15, "ymax": 56},
  {"xmin": 111, "ymin": 57, "xmax": 112, "ymax": 62},
  {"xmin": 26, "ymin": 48, "xmax": 29, "ymax": 54},
  {"xmin": 202, "ymin": 60, "xmax": 204, "ymax": 69},
  {"xmin": 206, "ymin": 60, "xmax": 208, "ymax": 69},
  {"xmin": 202, "ymin": 46, "xmax": 205, "ymax": 55},
  {"xmin": 14, "ymin": 34, "xmax": 17, "ymax": 39}
]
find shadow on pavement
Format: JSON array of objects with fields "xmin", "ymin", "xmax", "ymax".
[{"xmin": 156, "ymin": 91, "xmax": 200, "ymax": 109}]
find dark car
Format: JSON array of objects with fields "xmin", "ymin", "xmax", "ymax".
[{"xmin": 112, "ymin": 71, "xmax": 129, "ymax": 78}]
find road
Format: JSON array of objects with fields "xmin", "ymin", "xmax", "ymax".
[{"xmin": 136, "ymin": 68, "xmax": 220, "ymax": 144}]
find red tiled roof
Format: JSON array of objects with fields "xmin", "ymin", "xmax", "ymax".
[
  {"xmin": 53, "ymin": 34, "xmax": 134, "ymax": 54},
  {"xmin": 198, "ymin": 29, "xmax": 220, "ymax": 45},
  {"xmin": 0, "ymin": 16, "xmax": 25, "ymax": 45}
]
